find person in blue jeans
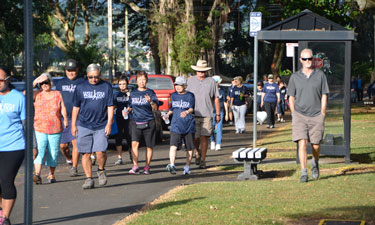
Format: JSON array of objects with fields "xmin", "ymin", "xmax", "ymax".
[
  {"xmin": 277, "ymin": 81, "xmax": 287, "ymax": 123},
  {"xmin": 211, "ymin": 75, "xmax": 228, "ymax": 150}
]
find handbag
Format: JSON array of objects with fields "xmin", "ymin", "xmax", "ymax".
[{"xmin": 136, "ymin": 122, "xmax": 149, "ymax": 130}]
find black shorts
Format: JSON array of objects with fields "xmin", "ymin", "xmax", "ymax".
[
  {"xmin": 170, "ymin": 132, "xmax": 195, "ymax": 150},
  {"xmin": 131, "ymin": 119, "xmax": 155, "ymax": 148}
]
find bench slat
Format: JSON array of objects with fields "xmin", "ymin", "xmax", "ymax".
[
  {"xmin": 255, "ymin": 148, "xmax": 267, "ymax": 159},
  {"xmin": 247, "ymin": 148, "xmax": 259, "ymax": 159},
  {"xmin": 240, "ymin": 148, "xmax": 253, "ymax": 159},
  {"xmin": 232, "ymin": 147, "xmax": 246, "ymax": 159}
]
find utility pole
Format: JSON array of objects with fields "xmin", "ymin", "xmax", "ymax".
[
  {"xmin": 125, "ymin": 5, "xmax": 129, "ymax": 72},
  {"xmin": 108, "ymin": 0, "xmax": 113, "ymax": 83}
]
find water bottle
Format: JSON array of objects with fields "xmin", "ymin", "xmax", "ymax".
[
  {"xmin": 240, "ymin": 92, "xmax": 243, "ymax": 101},
  {"xmin": 122, "ymin": 107, "xmax": 128, "ymax": 120},
  {"xmin": 162, "ymin": 112, "xmax": 170, "ymax": 124}
]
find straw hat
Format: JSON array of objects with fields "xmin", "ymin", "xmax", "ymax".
[{"xmin": 191, "ymin": 59, "xmax": 212, "ymax": 72}]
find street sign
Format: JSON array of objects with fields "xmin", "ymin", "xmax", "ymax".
[
  {"xmin": 250, "ymin": 12, "xmax": 262, "ymax": 37},
  {"xmin": 286, "ymin": 43, "xmax": 299, "ymax": 57}
]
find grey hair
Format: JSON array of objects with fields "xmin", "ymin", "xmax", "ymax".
[
  {"xmin": 300, "ymin": 48, "xmax": 313, "ymax": 56},
  {"xmin": 86, "ymin": 63, "xmax": 101, "ymax": 73},
  {"xmin": 38, "ymin": 72, "xmax": 54, "ymax": 86}
]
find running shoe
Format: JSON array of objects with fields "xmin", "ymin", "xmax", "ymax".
[
  {"xmin": 195, "ymin": 156, "xmax": 201, "ymax": 165},
  {"xmin": 166, "ymin": 164, "xmax": 176, "ymax": 174},
  {"xmin": 66, "ymin": 160, "xmax": 73, "ymax": 165},
  {"xmin": 47, "ymin": 174, "xmax": 56, "ymax": 183},
  {"xmin": 210, "ymin": 142, "xmax": 216, "ymax": 150},
  {"xmin": 311, "ymin": 165, "xmax": 320, "ymax": 180},
  {"xmin": 70, "ymin": 167, "xmax": 78, "ymax": 177},
  {"xmin": 114, "ymin": 158, "xmax": 123, "ymax": 165},
  {"xmin": 280, "ymin": 119, "xmax": 285, "ymax": 123},
  {"xmin": 33, "ymin": 174, "xmax": 42, "ymax": 185},
  {"xmin": 129, "ymin": 166, "xmax": 140, "ymax": 174},
  {"xmin": 1, "ymin": 217, "xmax": 11, "ymax": 225},
  {"xmin": 300, "ymin": 175, "xmax": 308, "ymax": 183},
  {"xmin": 199, "ymin": 160, "xmax": 206, "ymax": 169},
  {"xmin": 183, "ymin": 166, "xmax": 191, "ymax": 175},
  {"xmin": 0, "ymin": 216, "xmax": 3, "ymax": 225},
  {"xmin": 143, "ymin": 166, "xmax": 151, "ymax": 175},
  {"xmin": 82, "ymin": 178, "xmax": 95, "ymax": 189},
  {"xmin": 215, "ymin": 144, "xmax": 221, "ymax": 151},
  {"xmin": 97, "ymin": 170, "xmax": 107, "ymax": 186}
]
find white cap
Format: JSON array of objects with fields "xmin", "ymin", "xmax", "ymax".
[{"xmin": 174, "ymin": 76, "xmax": 187, "ymax": 86}]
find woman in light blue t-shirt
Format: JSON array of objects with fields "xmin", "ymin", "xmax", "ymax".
[{"xmin": 0, "ymin": 66, "xmax": 26, "ymax": 225}]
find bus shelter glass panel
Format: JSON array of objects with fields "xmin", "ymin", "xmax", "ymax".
[{"xmin": 308, "ymin": 42, "xmax": 345, "ymax": 148}]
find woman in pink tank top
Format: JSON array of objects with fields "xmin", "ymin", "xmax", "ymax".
[{"xmin": 32, "ymin": 73, "xmax": 68, "ymax": 184}]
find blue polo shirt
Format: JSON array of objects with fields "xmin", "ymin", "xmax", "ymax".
[
  {"xmin": 129, "ymin": 88, "xmax": 158, "ymax": 122},
  {"xmin": 0, "ymin": 89, "xmax": 26, "ymax": 151},
  {"xmin": 169, "ymin": 91, "xmax": 195, "ymax": 134},
  {"xmin": 55, "ymin": 77, "xmax": 85, "ymax": 118},
  {"xmin": 230, "ymin": 86, "xmax": 248, "ymax": 106},
  {"xmin": 73, "ymin": 80, "xmax": 114, "ymax": 130},
  {"xmin": 262, "ymin": 82, "xmax": 279, "ymax": 103}
]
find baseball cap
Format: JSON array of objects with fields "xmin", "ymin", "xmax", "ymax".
[
  {"xmin": 65, "ymin": 59, "xmax": 77, "ymax": 70},
  {"xmin": 268, "ymin": 74, "xmax": 274, "ymax": 79},
  {"xmin": 257, "ymin": 81, "xmax": 263, "ymax": 86},
  {"xmin": 174, "ymin": 76, "xmax": 187, "ymax": 86},
  {"xmin": 212, "ymin": 75, "xmax": 222, "ymax": 84}
]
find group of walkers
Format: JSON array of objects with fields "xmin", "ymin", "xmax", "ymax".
[{"xmin": 0, "ymin": 48, "xmax": 329, "ymax": 224}]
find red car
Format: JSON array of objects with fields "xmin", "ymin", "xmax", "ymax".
[{"xmin": 129, "ymin": 74, "xmax": 175, "ymax": 130}]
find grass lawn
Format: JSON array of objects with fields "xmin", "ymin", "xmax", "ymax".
[{"xmin": 116, "ymin": 107, "xmax": 375, "ymax": 225}]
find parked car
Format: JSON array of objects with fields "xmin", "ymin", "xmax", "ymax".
[{"xmin": 129, "ymin": 74, "xmax": 175, "ymax": 131}]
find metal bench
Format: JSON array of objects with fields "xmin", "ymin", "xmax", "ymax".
[{"xmin": 232, "ymin": 147, "xmax": 267, "ymax": 180}]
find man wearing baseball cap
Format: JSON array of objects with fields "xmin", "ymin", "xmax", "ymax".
[
  {"xmin": 187, "ymin": 60, "xmax": 220, "ymax": 169},
  {"xmin": 55, "ymin": 59, "xmax": 85, "ymax": 176}
]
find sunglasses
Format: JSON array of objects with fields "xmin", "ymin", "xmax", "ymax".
[
  {"xmin": 40, "ymin": 80, "xmax": 50, "ymax": 85},
  {"xmin": 0, "ymin": 76, "xmax": 10, "ymax": 82},
  {"xmin": 88, "ymin": 76, "xmax": 100, "ymax": 79},
  {"xmin": 301, "ymin": 57, "xmax": 313, "ymax": 61}
]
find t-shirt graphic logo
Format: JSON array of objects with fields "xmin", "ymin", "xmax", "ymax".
[
  {"xmin": 132, "ymin": 97, "xmax": 148, "ymax": 105},
  {"xmin": 117, "ymin": 95, "xmax": 129, "ymax": 102},
  {"xmin": 83, "ymin": 90, "xmax": 105, "ymax": 100},
  {"xmin": 0, "ymin": 103, "xmax": 16, "ymax": 113},
  {"xmin": 172, "ymin": 99, "xmax": 190, "ymax": 108},
  {"xmin": 62, "ymin": 84, "xmax": 77, "ymax": 93}
]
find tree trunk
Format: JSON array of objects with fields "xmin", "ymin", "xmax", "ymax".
[{"xmin": 271, "ymin": 43, "xmax": 284, "ymax": 75}]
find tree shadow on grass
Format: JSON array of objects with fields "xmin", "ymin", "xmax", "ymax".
[
  {"xmin": 285, "ymin": 205, "xmax": 375, "ymax": 225},
  {"xmin": 149, "ymin": 197, "xmax": 206, "ymax": 211}
]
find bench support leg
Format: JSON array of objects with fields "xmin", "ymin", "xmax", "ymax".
[{"xmin": 238, "ymin": 162, "xmax": 259, "ymax": 180}]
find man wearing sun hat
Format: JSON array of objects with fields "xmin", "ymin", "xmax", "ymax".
[{"xmin": 187, "ymin": 60, "xmax": 221, "ymax": 169}]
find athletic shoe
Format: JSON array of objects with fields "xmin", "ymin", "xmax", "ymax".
[
  {"xmin": 33, "ymin": 174, "xmax": 42, "ymax": 185},
  {"xmin": 114, "ymin": 159, "xmax": 123, "ymax": 165},
  {"xmin": 143, "ymin": 166, "xmax": 150, "ymax": 175},
  {"xmin": 300, "ymin": 175, "xmax": 308, "ymax": 183},
  {"xmin": 215, "ymin": 144, "xmax": 221, "ymax": 151},
  {"xmin": 311, "ymin": 165, "xmax": 320, "ymax": 180},
  {"xmin": 97, "ymin": 170, "xmax": 107, "ymax": 186},
  {"xmin": 229, "ymin": 121, "xmax": 233, "ymax": 125},
  {"xmin": 280, "ymin": 119, "xmax": 285, "ymax": 123},
  {"xmin": 277, "ymin": 118, "xmax": 281, "ymax": 122},
  {"xmin": 199, "ymin": 160, "xmax": 206, "ymax": 169},
  {"xmin": 235, "ymin": 130, "xmax": 239, "ymax": 134},
  {"xmin": 210, "ymin": 142, "xmax": 216, "ymax": 150},
  {"xmin": 82, "ymin": 178, "xmax": 94, "ymax": 189},
  {"xmin": 129, "ymin": 166, "xmax": 140, "ymax": 174},
  {"xmin": 166, "ymin": 164, "xmax": 176, "ymax": 174},
  {"xmin": 270, "ymin": 125, "xmax": 275, "ymax": 129},
  {"xmin": 66, "ymin": 160, "xmax": 73, "ymax": 165},
  {"xmin": 195, "ymin": 156, "xmax": 201, "ymax": 165},
  {"xmin": 240, "ymin": 130, "xmax": 245, "ymax": 134},
  {"xmin": 1, "ymin": 217, "xmax": 11, "ymax": 225},
  {"xmin": 70, "ymin": 167, "xmax": 78, "ymax": 177},
  {"xmin": 183, "ymin": 165, "xmax": 191, "ymax": 175},
  {"xmin": 47, "ymin": 174, "xmax": 56, "ymax": 183},
  {"xmin": 90, "ymin": 155, "xmax": 96, "ymax": 165}
]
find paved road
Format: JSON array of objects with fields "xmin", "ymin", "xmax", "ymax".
[{"xmin": 11, "ymin": 118, "xmax": 296, "ymax": 225}]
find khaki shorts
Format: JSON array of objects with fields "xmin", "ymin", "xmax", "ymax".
[
  {"xmin": 195, "ymin": 116, "xmax": 213, "ymax": 137},
  {"xmin": 292, "ymin": 111, "xmax": 325, "ymax": 144}
]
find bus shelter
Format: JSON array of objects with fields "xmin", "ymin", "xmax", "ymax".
[{"xmin": 256, "ymin": 9, "xmax": 355, "ymax": 163}]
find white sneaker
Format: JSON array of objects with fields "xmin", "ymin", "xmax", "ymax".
[
  {"xmin": 210, "ymin": 142, "xmax": 216, "ymax": 150},
  {"xmin": 277, "ymin": 118, "xmax": 281, "ymax": 122},
  {"xmin": 215, "ymin": 144, "xmax": 221, "ymax": 151},
  {"xmin": 280, "ymin": 119, "xmax": 285, "ymax": 123}
]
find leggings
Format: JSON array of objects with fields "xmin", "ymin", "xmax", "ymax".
[
  {"xmin": 0, "ymin": 150, "xmax": 24, "ymax": 199},
  {"xmin": 264, "ymin": 101, "xmax": 277, "ymax": 126},
  {"xmin": 115, "ymin": 118, "xmax": 132, "ymax": 149}
]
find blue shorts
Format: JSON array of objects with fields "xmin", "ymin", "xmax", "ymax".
[
  {"xmin": 77, "ymin": 126, "xmax": 108, "ymax": 154},
  {"xmin": 60, "ymin": 119, "xmax": 75, "ymax": 144}
]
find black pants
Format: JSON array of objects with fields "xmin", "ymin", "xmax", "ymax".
[
  {"xmin": 115, "ymin": 118, "xmax": 132, "ymax": 150},
  {"xmin": 356, "ymin": 89, "xmax": 363, "ymax": 102},
  {"xmin": 0, "ymin": 150, "xmax": 24, "ymax": 199},
  {"xmin": 264, "ymin": 102, "xmax": 276, "ymax": 126}
]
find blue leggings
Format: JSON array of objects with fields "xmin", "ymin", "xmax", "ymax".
[{"xmin": 34, "ymin": 131, "xmax": 62, "ymax": 167}]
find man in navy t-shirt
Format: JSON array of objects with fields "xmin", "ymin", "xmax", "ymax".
[
  {"xmin": 55, "ymin": 59, "xmax": 84, "ymax": 176},
  {"xmin": 71, "ymin": 63, "xmax": 114, "ymax": 189}
]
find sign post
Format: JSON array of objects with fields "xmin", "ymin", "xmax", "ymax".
[{"xmin": 250, "ymin": 12, "xmax": 261, "ymax": 148}]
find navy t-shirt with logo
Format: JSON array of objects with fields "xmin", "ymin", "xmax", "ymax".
[
  {"xmin": 55, "ymin": 77, "xmax": 85, "ymax": 118},
  {"xmin": 230, "ymin": 86, "xmax": 248, "ymax": 106},
  {"xmin": 129, "ymin": 88, "xmax": 158, "ymax": 122},
  {"xmin": 257, "ymin": 89, "xmax": 263, "ymax": 104},
  {"xmin": 169, "ymin": 91, "xmax": 195, "ymax": 134},
  {"xmin": 114, "ymin": 91, "xmax": 131, "ymax": 120},
  {"xmin": 279, "ymin": 86, "xmax": 287, "ymax": 100},
  {"xmin": 73, "ymin": 80, "xmax": 114, "ymax": 130},
  {"xmin": 262, "ymin": 83, "xmax": 279, "ymax": 103}
]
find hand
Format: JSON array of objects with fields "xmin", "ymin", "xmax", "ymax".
[
  {"xmin": 180, "ymin": 111, "xmax": 188, "ymax": 118},
  {"xmin": 63, "ymin": 120, "xmax": 68, "ymax": 128},
  {"xmin": 215, "ymin": 115, "xmax": 221, "ymax": 123},
  {"xmin": 260, "ymin": 102, "xmax": 264, "ymax": 108},
  {"xmin": 145, "ymin": 94, "xmax": 152, "ymax": 103},
  {"xmin": 105, "ymin": 124, "xmax": 112, "ymax": 136},
  {"xmin": 71, "ymin": 125, "xmax": 78, "ymax": 137}
]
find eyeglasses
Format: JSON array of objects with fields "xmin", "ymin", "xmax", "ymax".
[
  {"xmin": 87, "ymin": 76, "xmax": 100, "ymax": 79},
  {"xmin": 0, "ymin": 76, "xmax": 10, "ymax": 82},
  {"xmin": 301, "ymin": 57, "xmax": 313, "ymax": 61},
  {"xmin": 40, "ymin": 80, "xmax": 50, "ymax": 85}
]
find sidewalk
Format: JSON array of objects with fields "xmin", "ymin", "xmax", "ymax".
[{"xmin": 11, "ymin": 116, "xmax": 336, "ymax": 225}]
